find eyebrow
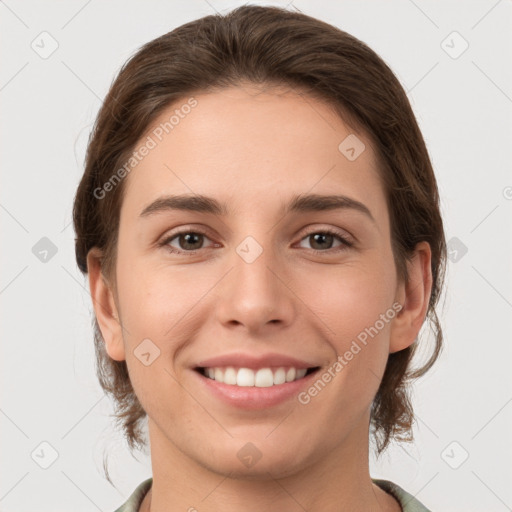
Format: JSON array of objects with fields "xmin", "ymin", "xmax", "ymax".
[{"xmin": 139, "ymin": 193, "xmax": 375, "ymax": 224}]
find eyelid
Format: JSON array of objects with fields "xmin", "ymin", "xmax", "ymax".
[
  {"xmin": 158, "ymin": 224, "xmax": 355, "ymax": 254},
  {"xmin": 296, "ymin": 224, "xmax": 354, "ymax": 244},
  {"xmin": 158, "ymin": 225, "xmax": 217, "ymax": 249}
]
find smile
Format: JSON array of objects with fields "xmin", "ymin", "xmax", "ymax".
[{"xmin": 197, "ymin": 366, "xmax": 318, "ymax": 387}]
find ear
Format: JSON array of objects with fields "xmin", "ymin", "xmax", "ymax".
[
  {"xmin": 389, "ymin": 241, "xmax": 433, "ymax": 354},
  {"xmin": 87, "ymin": 248, "xmax": 125, "ymax": 361}
]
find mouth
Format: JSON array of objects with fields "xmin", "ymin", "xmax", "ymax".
[
  {"xmin": 192, "ymin": 353, "xmax": 323, "ymax": 409},
  {"xmin": 195, "ymin": 366, "xmax": 320, "ymax": 387}
]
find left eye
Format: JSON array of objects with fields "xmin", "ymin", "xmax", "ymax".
[{"xmin": 297, "ymin": 230, "xmax": 352, "ymax": 252}]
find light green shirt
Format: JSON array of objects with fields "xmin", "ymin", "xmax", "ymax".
[{"xmin": 113, "ymin": 477, "xmax": 432, "ymax": 511}]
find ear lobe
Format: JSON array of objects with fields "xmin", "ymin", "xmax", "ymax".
[
  {"xmin": 389, "ymin": 241, "xmax": 433, "ymax": 354},
  {"xmin": 87, "ymin": 248, "xmax": 125, "ymax": 361}
]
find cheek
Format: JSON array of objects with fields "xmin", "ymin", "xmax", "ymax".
[
  {"xmin": 299, "ymin": 268, "xmax": 396, "ymax": 418},
  {"xmin": 302, "ymin": 257, "xmax": 396, "ymax": 337},
  {"xmin": 113, "ymin": 258, "xmax": 192, "ymax": 410},
  {"xmin": 298, "ymin": 258, "xmax": 397, "ymax": 407},
  {"xmin": 115, "ymin": 252, "xmax": 192, "ymax": 333}
]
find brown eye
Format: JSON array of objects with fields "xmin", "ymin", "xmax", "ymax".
[
  {"xmin": 176, "ymin": 232, "xmax": 204, "ymax": 251},
  {"xmin": 298, "ymin": 230, "xmax": 352, "ymax": 252},
  {"xmin": 162, "ymin": 230, "xmax": 214, "ymax": 254},
  {"xmin": 309, "ymin": 233, "xmax": 335, "ymax": 250}
]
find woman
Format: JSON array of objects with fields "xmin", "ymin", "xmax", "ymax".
[{"xmin": 73, "ymin": 5, "xmax": 446, "ymax": 511}]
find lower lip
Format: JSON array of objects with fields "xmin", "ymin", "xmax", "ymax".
[{"xmin": 193, "ymin": 369, "xmax": 319, "ymax": 410}]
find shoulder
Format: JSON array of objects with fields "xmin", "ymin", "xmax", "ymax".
[
  {"xmin": 113, "ymin": 478, "xmax": 153, "ymax": 512},
  {"xmin": 372, "ymin": 478, "xmax": 432, "ymax": 512}
]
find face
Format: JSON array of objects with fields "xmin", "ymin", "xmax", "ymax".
[{"xmin": 95, "ymin": 84, "xmax": 415, "ymax": 479}]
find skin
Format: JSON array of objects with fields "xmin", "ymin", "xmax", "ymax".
[{"xmin": 88, "ymin": 83, "xmax": 432, "ymax": 512}]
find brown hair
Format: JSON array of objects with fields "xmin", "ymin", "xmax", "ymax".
[{"xmin": 73, "ymin": 5, "xmax": 446, "ymax": 461}]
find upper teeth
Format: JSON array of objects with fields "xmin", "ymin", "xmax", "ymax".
[{"xmin": 203, "ymin": 367, "xmax": 308, "ymax": 387}]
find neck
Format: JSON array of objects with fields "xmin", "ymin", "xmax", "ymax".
[{"xmin": 142, "ymin": 414, "xmax": 399, "ymax": 512}]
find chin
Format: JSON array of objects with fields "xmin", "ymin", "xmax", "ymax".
[
  {"xmin": 205, "ymin": 454, "xmax": 307, "ymax": 481},
  {"xmin": 193, "ymin": 436, "xmax": 314, "ymax": 481}
]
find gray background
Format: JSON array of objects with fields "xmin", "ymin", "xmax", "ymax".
[{"xmin": 1, "ymin": 0, "xmax": 511, "ymax": 511}]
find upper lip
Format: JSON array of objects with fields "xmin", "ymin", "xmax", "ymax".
[{"xmin": 194, "ymin": 352, "xmax": 320, "ymax": 370}]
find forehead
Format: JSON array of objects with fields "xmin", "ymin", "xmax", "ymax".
[{"xmin": 120, "ymin": 84, "xmax": 387, "ymax": 222}]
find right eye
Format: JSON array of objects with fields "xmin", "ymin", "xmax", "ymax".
[{"xmin": 160, "ymin": 229, "xmax": 217, "ymax": 254}]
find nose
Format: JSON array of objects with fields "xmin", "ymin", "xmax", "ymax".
[{"xmin": 215, "ymin": 239, "xmax": 296, "ymax": 335}]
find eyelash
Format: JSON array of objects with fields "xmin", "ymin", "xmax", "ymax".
[{"xmin": 159, "ymin": 227, "xmax": 353, "ymax": 255}]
